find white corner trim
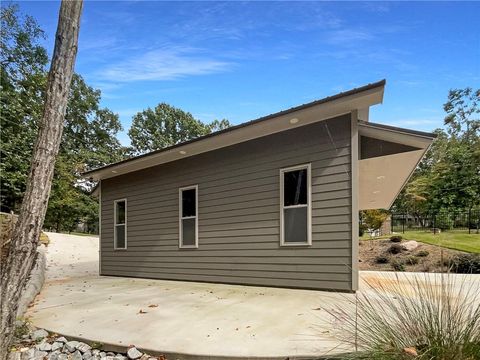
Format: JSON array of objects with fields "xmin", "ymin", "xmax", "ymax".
[{"xmin": 351, "ymin": 111, "xmax": 360, "ymax": 291}]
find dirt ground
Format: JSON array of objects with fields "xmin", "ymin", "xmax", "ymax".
[{"xmin": 359, "ymin": 238, "xmax": 467, "ymax": 272}]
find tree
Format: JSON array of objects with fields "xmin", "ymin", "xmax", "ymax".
[
  {"xmin": 360, "ymin": 209, "xmax": 389, "ymax": 235},
  {"xmin": 392, "ymin": 88, "xmax": 480, "ymax": 213},
  {"xmin": 0, "ymin": 1, "xmax": 83, "ymax": 356},
  {"xmin": 0, "ymin": 4, "xmax": 48, "ymax": 211},
  {"xmin": 128, "ymin": 103, "xmax": 231, "ymax": 155}
]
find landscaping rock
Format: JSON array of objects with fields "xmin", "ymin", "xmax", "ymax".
[
  {"xmin": 77, "ymin": 342, "xmax": 92, "ymax": 353},
  {"xmin": 126, "ymin": 347, "xmax": 143, "ymax": 360},
  {"xmin": 8, "ymin": 352, "xmax": 21, "ymax": 360},
  {"xmin": 71, "ymin": 350, "xmax": 83, "ymax": 360},
  {"xmin": 51, "ymin": 342, "xmax": 63, "ymax": 351},
  {"xmin": 34, "ymin": 350, "xmax": 48, "ymax": 358},
  {"xmin": 55, "ymin": 336, "xmax": 68, "ymax": 344},
  {"xmin": 65, "ymin": 341, "xmax": 80, "ymax": 352},
  {"xmin": 402, "ymin": 240, "xmax": 419, "ymax": 251},
  {"xmin": 31, "ymin": 329, "xmax": 49, "ymax": 341},
  {"xmin": 37, "ymin": 341, "xmax": 52, "ymax": 351}
]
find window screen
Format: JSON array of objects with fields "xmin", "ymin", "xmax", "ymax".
[
  {"xmin": 281, "ymin": 166, "xmax": 310, "ymax": 245},
  {"xmin": 180, "ymin": 186, "xmax": 198, "ymax": 248}
]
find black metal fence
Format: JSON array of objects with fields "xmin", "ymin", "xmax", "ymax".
[{"xmin": 391, "ymin": 209, "xmax": 480, "ymax": 234}]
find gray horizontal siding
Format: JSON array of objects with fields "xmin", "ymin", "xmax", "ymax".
[{"xmin": 101, "ymin": 114, "xmax": 353, "ymax": 291}]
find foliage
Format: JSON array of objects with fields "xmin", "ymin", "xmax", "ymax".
[
  {"xmin": 449, "ymin": 253, "xmax": 480, "ymax": 274},
  {"xmin": 0, "ymin": 5, "xmax": 123, "ymax": 232},
  {"xmin": 405, "ymin": 255, "xmax": 419, "ymax": 265},
  {"xmin": 393, "ymin": 88, "xmax": 480, "ymax": 214},
  {"xmin": 387, "ymin": 244, "xmax": 403, "ymax": 255},
  {"xmin": 390, "ymin": 235, "xmax": 402, "ymax": 243},
  {"xmin": 128, "ymin": 103, "xmax": 231, "ymax": 155},
  {"xmin": 416, "ymin": 250, "xmax": 429, "ymax": 257},
  {"xmin": 390, "ymin": 259, "xmax": 405, "ymax": 271},
  {"xmin": 360, "ymin": 210, "xmax": 389, "ymax": 233},
  {"xmin": 374, "ymin": 255, "xmax": 389, "ymax": 264},
  {"xmin": 332, "ymin": 273, "xmax": 480, "ymax": 360}
]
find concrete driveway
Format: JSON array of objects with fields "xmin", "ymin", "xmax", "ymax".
[{"xmin": 27, "ymin": 232, "xmax": 479, "ymax": 359}]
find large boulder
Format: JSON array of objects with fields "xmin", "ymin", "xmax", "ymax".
[{"xmin": 402, "ymin": 240, "xmax": 419, "ymax": 252}]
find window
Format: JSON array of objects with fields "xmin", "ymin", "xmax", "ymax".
[
  {"xmin": 114, "ymin": 199, "xmax": 127, "ymax": 250},
  {"xmin": 280, "ymin": 164, "xmax": 311, "ymax": 246},
  {"xmin": 179, "ymin": 185, "xmax": 198, "ymax": 248}
]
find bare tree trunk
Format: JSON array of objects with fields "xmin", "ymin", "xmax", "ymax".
[{"xmin": 0, "ymin": 1, "xmax": 83, "ymax": 356}]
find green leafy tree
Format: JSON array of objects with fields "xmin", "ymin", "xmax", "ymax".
[
  {"xmin": 1, "ymin": 5, "xmax": 124, "ymax": 233},
  {"xmin": 393, "ymin": 88, "xmax": 480, "ymax": 213},
  {"xmin": 360, "ymin": 209, "xmax": 389, "ymax": 233},
  {"xmin": 128, "ymin": 103, "xmax": 231, "ymax": 155}
]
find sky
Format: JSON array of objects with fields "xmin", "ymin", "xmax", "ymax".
[{"xmin": 16, "ymin": 1, "xmax": 480, "ymax": 145}]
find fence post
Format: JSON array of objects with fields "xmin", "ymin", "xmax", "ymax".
[{"xmin": 468, "ymin": 208, "xmax": 471, "ymax": 234}]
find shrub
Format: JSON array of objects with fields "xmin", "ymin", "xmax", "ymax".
[
  {"xmin": 389, "ymin": 235, "xmax": 402, "ymax": 242},
  {"xmin": 450, "ymin": 254, "xmax": 480, "ymax": 274},
  {"xmin": 391, "ymin": 259, "xmax": 405, "ymax": 271},
  {"xmin": 329, "ymin": 273, "xmax": 480, "ymax": 360},
  {"xmin": 374, "ymin": 255, "xmax": 389, "ymax": 264},
  {"xmin": 416, "ymin": 250, "xmax": 429, "ymax": 257},
  {"xmin": 387, "ymin": 244, "xmax": 403, "ymax": 254},
  {"xmin": 405, "ymin": 256, "xmax": 419, "ymax": 265}
]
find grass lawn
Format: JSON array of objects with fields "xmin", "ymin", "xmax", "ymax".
[{"xmin": 362, "ymin": 230, "xmax": 480, "ymax": 253}]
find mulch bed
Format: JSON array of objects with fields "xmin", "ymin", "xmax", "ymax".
[{"xmin": 359, "ymin": 238, "xmax": 467, "ymax": 272}]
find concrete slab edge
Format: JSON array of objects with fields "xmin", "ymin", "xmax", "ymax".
[
  {"xmin": 37, "ymin": 328, "xmax": 349, "ymax": 360},
  {"xmin": 16, "ymin": 245, "xmax": 46, "ymax": 318}
]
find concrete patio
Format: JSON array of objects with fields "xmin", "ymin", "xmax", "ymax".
[{"xmin": 26, "ymin": 232, "xmax": 479, "ymax": 359}]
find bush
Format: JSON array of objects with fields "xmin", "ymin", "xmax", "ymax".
[
  {"xmin": 374, "ymin": 255, "xmax": 389, "ymax": 264},
  {"xmin": 450, "ymin": 254, "xmax": 480, "ymax": 274},
  {"xmin": 416, "ymin": 250, "xmax": 430, "ymax": 257},
  {"xmin": 329, "ymin": 273, "xmax": 480, "ymax": 359},
  {"xmin": 391, "ymin": 259, "xmax": 406, "ymax": 271},
  {"xmin": 405, "ymin": 256, "xmax": 419, "ymax": 265},
  {"xmin": 387, "ymin": 244, "xmax": 403, "ymax": 254},
  {"xmin": 390, "ymin": 235, "xmax": 402, "ymax": 242}
]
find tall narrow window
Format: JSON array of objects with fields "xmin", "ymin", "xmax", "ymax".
[
  {"xmin": 114, "ymin": 199, "xmax": 127, "ymax": 250},
  {"xmin": 179, "ymin": 185, "xmax": 198, "ymax": 248},
  {"xmin": 280, "ymin": 164, "xmax": 311, "ymax": 246}
]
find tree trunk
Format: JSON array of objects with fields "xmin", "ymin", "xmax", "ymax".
[{"xmin": 0, "ymin": 1, "xmax": 83, "ymax": 356}]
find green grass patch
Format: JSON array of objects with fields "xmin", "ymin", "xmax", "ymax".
[{"xmin": 361, "ymin": 230, "xmax": 480, "ymax": 253}]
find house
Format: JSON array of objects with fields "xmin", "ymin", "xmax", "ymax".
[{"xmin": 84, "ymin": 80, "xmax": 435, "ymax": 292}]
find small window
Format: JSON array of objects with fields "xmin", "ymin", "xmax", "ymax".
[
  {"xmin": 114, "ymin": 199, "xmax": 127, "ymax": 250},
  {"xmin": 179, "ymin": 185, "xmax": 198, "ymax": 248},
  {"xmin": 280, "ymin": 164, "xmax": 311, "ymax": 246}
]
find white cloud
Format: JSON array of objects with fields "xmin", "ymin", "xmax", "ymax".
[{"xmin": 98, "ymin": 46, "xmax": 232, "ymax": 82}]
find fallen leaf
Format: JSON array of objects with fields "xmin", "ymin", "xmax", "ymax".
[
  {"xmin": 403, "ymin": 347, "xmax": 418, "ymax": 357},
  {"xmin": 148, "ymin": 304, "xmax": 158, "ymax": 308},
  {"xmin": 138, "ymin": 309, "xmax": 147, "ymax": 314},
  {"xmin": 312, "ymin": 307, "xmax": 322, "ymax": 310}
]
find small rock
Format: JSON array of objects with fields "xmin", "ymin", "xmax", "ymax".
[
  {"xmin": 21, "ymin": 348, "xmax": 35, "ymax": 360},
  {"xmin": 105, "ymin": 357, "xmax": 116, "ymax": 360},
  {"xmin": 402, "ymin": 240, "xmax": 419, "ymax": 251},
  {"xmin": 114, "ymin": 355, "xmax": 127, "ymax": 360},
  {"xmin": 31, "ymin": 329, "xmax": 49, "ymax": 341},
  {"xmin": 127, "ymin": 347, "xmax": 143, "ymax": 360},
  {"xmin": 65, "ymin": 341, "xmax": 80, "ymax": 353},
  {"xmin": 8, "ymin": 352, "xmax": 21, "ymax": 360},
  {"xmin": 99, "ymin": 352, "xmax": 106, "ymax": 357},
  {"xmin": 83, "ymin": 350, "xmax": 92, "ymax": 359},
  {"xmin": 58, "ymin": 355, "xmax": 68, "ymax": 360},
  {"xmin": 55, "ymin": 337, "xmax": 67, "ymax": 344},
  {"xmin": 21, "ymin": 335, "xmax": 30, "ymax": 340},
  {"xmin": 51, "ymin": 342, "xmax": 63, "ymax": 352},
  {"xmin": 403, "ymin": 347, "xmax": 418, "ymax": 357},
  {"xmin": 34, "ymin": 350, "xmax": 48, "ymax": 358},
  {"xmin": 77, "ymin": 343, "xmax": 92, "ymax": 353},
  {"xmin": 106, "ymin": 353, "xmax": 115, "ymax": 357},
  {"xmin": 38, "ymin": 342, "xmax": 52, "ymax": 352},
  {"xmin": 72, "ymin": 350, "xmax": 83, "ymax": 360},
  {"xmin": 92, "ymin": 350, "xmax": 100, "ymax": 355}
]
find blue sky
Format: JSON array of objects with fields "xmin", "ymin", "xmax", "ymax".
[{"xmin": 18, "ymin": 1, "xmax": 480, "ymax": 145}]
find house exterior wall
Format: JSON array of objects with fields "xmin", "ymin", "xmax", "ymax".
[{"xmin": 100, "ymin": 114, "xmax": 353, "ymax": 291}]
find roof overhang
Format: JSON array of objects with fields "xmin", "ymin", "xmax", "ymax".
[
  {"xmin": 83, "ymin": 80, "xmax": 386, "ymax": 181},
  {"xmin": 358, "ymin": 121, "xmax": 435, "ymax": 210}
]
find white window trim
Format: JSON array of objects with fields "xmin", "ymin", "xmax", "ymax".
[
  {"xmin": 114, "ymin": 198, "xmax": 127, "ymax": 250},
  {"xmin": 179, "ymin": 185, "xmax": 199, "ymax": 249},
  {"xmin": 280, "ymin": 163, "xmax": 312, "ymax": 246}
]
